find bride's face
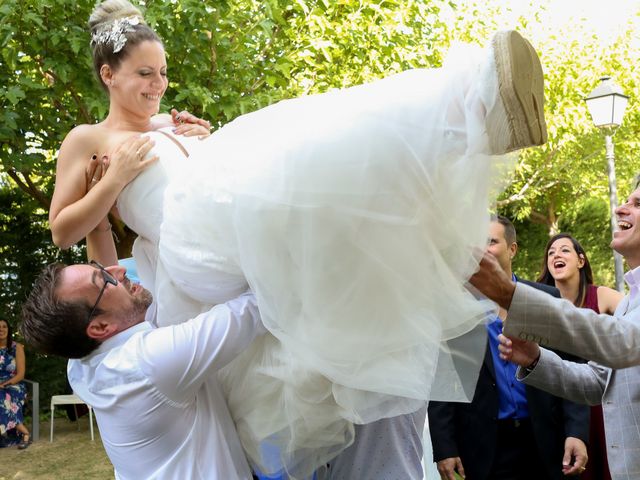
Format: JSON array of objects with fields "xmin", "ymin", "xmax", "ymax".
[{"xmin": 108, "ymin": 40, "xmax": 168, "ymax": 118}]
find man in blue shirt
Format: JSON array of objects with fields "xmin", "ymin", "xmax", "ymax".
[{"xmin": 428, "ymin": 215, "xmax": 589, "ymax": 480}]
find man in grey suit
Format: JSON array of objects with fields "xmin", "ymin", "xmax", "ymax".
[{"xmin": 468, "ymin": 186, "xmax": 640, "ymax": 480}]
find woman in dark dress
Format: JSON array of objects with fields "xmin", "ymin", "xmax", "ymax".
[{"xmin": 538, "ymin": 233, "xmax": 623, "ymax": 480}]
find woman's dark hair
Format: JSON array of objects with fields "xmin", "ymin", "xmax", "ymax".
[
  {"xmin": 537, "ymin": 233, "xmax": 594, "ymax": 307},
  {"xmin": 20, "ymin": 263, "xmax": 100, "ymax": 359},
  {"xmin": 0, "ymin": 318, "xmax": 13, "ymax": 348},
  {"xmin": 88, "ymin": 0, "xmax": 162, "ymax": 92}
]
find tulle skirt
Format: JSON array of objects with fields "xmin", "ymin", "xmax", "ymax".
[{"xmin": 157, "ymin": 45, "xmax": 511, "ymax": 478}]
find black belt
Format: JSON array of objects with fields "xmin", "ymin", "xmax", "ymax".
[{"xmin": 497, "ymin": 417, "xmax": 531, "ymax": 429}]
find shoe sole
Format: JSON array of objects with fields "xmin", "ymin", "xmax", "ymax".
[{"xmin": 491, "ymin": 31, "xmax": 547, "ymax": 153}]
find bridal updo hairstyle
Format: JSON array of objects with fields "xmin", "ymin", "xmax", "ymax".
[{"xmin": 88, "ymin": 0, "xmax": 162, "ymax": 92}]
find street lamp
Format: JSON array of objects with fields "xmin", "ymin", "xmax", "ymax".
[{"xmin": 585, "ymin": 76, "xmax": 629, "ymax": 292}]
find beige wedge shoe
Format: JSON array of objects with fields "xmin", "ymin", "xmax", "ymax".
[{"xmin": 487, "ymin": 30, "xmax": 547, "ymax": 154}]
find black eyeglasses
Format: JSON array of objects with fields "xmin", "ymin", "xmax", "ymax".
[{"xmin": 87, "ymin": 260, "xmax": 118, "ymax": 321}]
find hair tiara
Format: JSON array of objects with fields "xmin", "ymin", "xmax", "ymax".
[{"xmin": 91, "ymin": 16, "xmax": 140, "ymax": 53}]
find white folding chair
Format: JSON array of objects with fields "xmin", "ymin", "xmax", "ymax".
[{"xmin": 50, "ymin": 394, "xmax": 95, "ymax": 442}]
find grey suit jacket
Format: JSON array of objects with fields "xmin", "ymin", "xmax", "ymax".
[{"xmin": 505, "ymin": 283, "xmax": 640, "ymax": 480}]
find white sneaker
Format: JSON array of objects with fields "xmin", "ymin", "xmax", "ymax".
[{"xmin": 486, "ymin": 30, "xmax": 547, "ymax": 154}]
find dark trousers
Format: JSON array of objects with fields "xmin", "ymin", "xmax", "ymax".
[{"xmin": 490, "ymin": 418, "xmax": 549, "ymax": 480}]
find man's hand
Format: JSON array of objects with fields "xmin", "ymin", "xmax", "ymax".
[
  {"xmin": 498, "ymin": 334, "xmax": 540, "ymax": 367},
  {"xmin": 562, "ymin": 437, "xmax": 588, "ymax": 476},
  {"xmin": 436, "ymin": 457, "xmax": 465, "ymax": 480},
  {"xmin": 468, "ymin": 252, "xmax": 516, "ymax": 309}
]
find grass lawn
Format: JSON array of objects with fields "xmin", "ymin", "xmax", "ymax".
[{"xmin": 0, "ymin": 416, "xmax": 112, "ymax": 480}]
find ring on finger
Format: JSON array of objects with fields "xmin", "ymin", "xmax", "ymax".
[{"xmin": 136, "ymin": 149, "xmax": 143, "ymax": 159}]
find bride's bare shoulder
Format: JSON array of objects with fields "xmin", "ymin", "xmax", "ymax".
[{"xmin": 61, "ymin": 123, "xmax": 104, "ymax": 148}]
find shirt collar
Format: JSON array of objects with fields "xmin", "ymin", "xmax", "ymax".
[
  {"xmin": 624, "ymin": 265, "xmax": 640, "ymax": 291},
  {"xmin": 84, "ymin": 304, "xmax": 156, "ymax": 359}
]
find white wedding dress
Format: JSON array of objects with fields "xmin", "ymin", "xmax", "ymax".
[{"xmin": 118, "ymin": 46, "xmax": 510, "ymax": 478}]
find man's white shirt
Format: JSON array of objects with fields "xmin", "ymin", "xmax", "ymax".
[{"xmin": 68, "ymin": 292, "xmax": 264, "ymax": 480}]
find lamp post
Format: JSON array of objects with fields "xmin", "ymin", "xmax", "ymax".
[{"xmin": 585, "ymin": 76, "xmax": 629, "ymax": 292}]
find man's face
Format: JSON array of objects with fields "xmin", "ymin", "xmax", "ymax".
[
  {"xmin": 486, "ymin": 221, "xmax": 516, "ymax": 274},
  {"xmin": 57, "ymin": 264, "xmax": 153, "ymax": 330},
  {"xmin": 612, "ymin": 187, "xmax": 640, "ymax": 269}
]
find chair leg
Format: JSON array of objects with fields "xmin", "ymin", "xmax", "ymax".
[
  {"xmin": 73, "ymin": 404, "xmax": 80, "ymax": 431},
  {"xmin": 50, "ymin": 404, "xmax": 54, "ymax": 442},
  {"xmin": 89, "ymin": 407, "xmax": 95, "ymax": 441}
]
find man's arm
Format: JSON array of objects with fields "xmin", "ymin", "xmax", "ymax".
[
  {"xmin": 471, "ymin": 252, "xmax": 640, "ymax": 368},
  {"xmin": 506, "ymin": 283, "xmax": 640, "ymax": 369},
  {"xmin": 137, "ymin": 291, "xmax": 265, "ymax": 401},
  {"xmin": 517, "ymin": 348, "xmax": 608, "ymax": 406}
]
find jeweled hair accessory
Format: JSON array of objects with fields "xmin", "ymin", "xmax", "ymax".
[{"xmin": 91, "ymin": 16, "xmax": 140, "ymax": 53}]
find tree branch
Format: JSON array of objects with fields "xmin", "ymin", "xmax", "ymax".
[{"xmin": 6, "ymin": 168, "xmax": 51, "ymax": 209}]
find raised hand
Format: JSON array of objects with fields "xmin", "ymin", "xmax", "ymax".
[
  {"xmin": 497, "ymin": 333, "xmax": 540, "ymax": 367},
  {"xmin": 468, "ymin": 251, "xmax": 516, "ymax": 309},
  {"xmin": 85, "ymin": 154, "xmax": 108, "ymax": 193},
  {"xmin": 171, "ymin": 108, "xmax": 211, "ymax": 138},
  {"xmin": 85, "ymin": 153, "xmax": 111, "ymax": 232}
]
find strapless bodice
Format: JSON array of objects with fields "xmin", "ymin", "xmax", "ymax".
[
  {"xmin": 117, "ymin": 128, "xmax": 205, "ymax": 244},
  {"xmin": 117, "ymin": 128, "xmax": 248, "ymax": 312}
]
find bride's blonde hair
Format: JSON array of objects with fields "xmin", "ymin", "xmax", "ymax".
[{"xmin": 88, "ymin": 0, "xmax": 162, "ymax": 92}]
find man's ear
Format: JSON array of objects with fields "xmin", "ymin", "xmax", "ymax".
[
  {"xmin": 86, "ymin": 317, "xmax": 119, "ymax": 341},
  {"xmin": 509, "ymin": 242, "xmax": 518, "ymax": 259}
]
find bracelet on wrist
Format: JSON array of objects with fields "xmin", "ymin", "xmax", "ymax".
[{"xmin": 93, "ymin": 222, "xmax": 112, "ymax": 233}]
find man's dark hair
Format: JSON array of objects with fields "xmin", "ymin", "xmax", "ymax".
[
  {"xmin": 20, "ymin": 263, "xmax": 100, "ymax": 359},
  {"xmin": 490, "ymin": 214, "xmax": 517, "ymax": 245}
]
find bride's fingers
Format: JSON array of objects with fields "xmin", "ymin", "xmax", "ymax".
[
  {"xmin": 135, "ymin": 138, "xmax": 155, "ymax": 160},
  {"xmin": 173, "ymin": 123, "xmax": 210, "ymax": 137},
  {"xmin": 85, "ymin": 154, "xmax": 102, "ymax": 191},
  {"xmin": 138, "ymin": 154, "xmax": 159, "ymax": 170}
]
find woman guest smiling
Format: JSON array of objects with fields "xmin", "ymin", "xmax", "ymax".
[{"xmin": 538, "ymin": 233, "xmax": 623, "ymax": 480}]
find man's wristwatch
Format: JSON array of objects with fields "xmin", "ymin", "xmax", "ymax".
[{"xmin": 522, "ymin": 353, "xmax": 541, "ymax": 375}]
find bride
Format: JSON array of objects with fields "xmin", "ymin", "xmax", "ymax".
[{"xmin": 49, "ymin": 0, "xmax": 547, "ymax": 477}]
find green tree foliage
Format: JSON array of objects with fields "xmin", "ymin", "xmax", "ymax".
[{"xmin": 444, "ymin": 1, "xmax": 640, "ymax": 286}]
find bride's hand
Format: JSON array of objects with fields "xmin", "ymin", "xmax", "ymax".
[
  {"xmin": 85, "ymin": 153, "xmax": 112, "ymax": 232},
  {"xmin": 104, "ymin": 135, "xmax": 158, "ymax": 188},
  {"xmin": 85, "ymin": 153, "xmax": 108, "ymax": 193},
  {"xmin": 171, "ymin": 108, "xmax": 212, "ymax": 139}
]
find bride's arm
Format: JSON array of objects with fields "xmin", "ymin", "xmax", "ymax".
[
  {"xmin": 49, "ymin": 127, "xmax": 157, "ymax": 249},
  {"xmin": 83, "ymin": 155, "xmax": 118, "ymax": 266}
]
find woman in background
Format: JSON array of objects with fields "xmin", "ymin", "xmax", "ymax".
[
  {"xmin": 0, "ymin": 319, "xmax": 30, "ymax": 449},
  {"xmin": 538, "ymin": 233, "xmax": 623, "ymax": 480}
]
